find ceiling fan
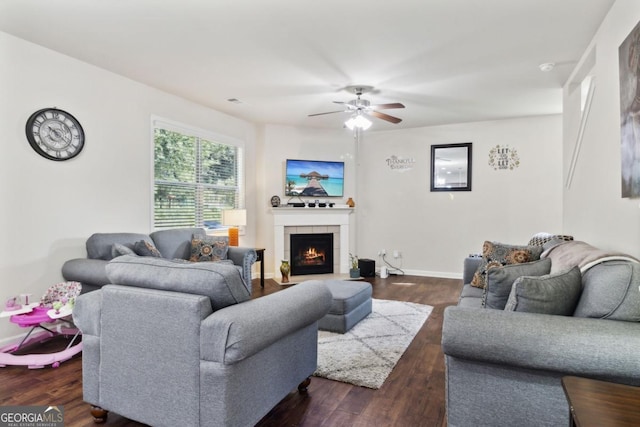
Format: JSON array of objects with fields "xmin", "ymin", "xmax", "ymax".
[{"xmin": 308, "ymin": 86, "xmax": 405, "ymax": 129}]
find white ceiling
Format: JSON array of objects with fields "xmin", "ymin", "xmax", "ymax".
[{"xmin": 0, "ymin": 0, "xmax": 615, "ymax": 131}]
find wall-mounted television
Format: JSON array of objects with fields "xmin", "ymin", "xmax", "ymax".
[{"xmin": 285, "ymin": 159, "xmax": 344, "ymax": 197}]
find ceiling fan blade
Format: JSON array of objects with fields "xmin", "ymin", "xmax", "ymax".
[
  {"xmin": 370, "ymin": 110, "xmax": 402, "ymax": 124},
  {"xmin": 308, "ymin": 110, "xmax": 346, "ymax": 117},
  {"xmin": 371, "ymin": 102, "xmax": 405, "ymax": 110}
]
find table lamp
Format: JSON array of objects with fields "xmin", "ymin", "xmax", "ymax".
[{"xmin": 222, "ymin": 209, "xmax": 246, "ymax": 246}]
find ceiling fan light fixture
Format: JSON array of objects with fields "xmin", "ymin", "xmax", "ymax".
[{"xmin": 345, "ymin": 114, "xmax": 372, "ymax": 130}]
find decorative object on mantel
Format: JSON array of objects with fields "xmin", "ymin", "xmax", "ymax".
[
  {"xmin": 270, "ymin": 195, "xmax": 280, "ymax": 207},
  {"xmin": 272, "ymin": 203, "xmax": 343, "ymax": 209},
  {"xmin": 280, "ymin": 260, "xmax": 290, "ymax": 283},
  {"xmin": 346, "ymin": 197, "xmax": 355, "ymax": 208},
  {"xmin": 222, "ymin": 209, "xmax": 246, "ymax": 246},
  {"xmin": 488, "ymin": 144, "xmax": 520, "ymax": 170},
  {"xmin": 286, "ymin": 192, "xmax": 306, "ymax": 207},
  {"xmin": 349, "ymin": 253, "xmax": 360, "ymax": 278}
]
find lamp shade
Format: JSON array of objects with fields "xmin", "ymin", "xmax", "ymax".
[
  {"xmin": 222, "ymin": 209, "xmax": 247, "ymax": 226},
  {"xmin": 222, "ymin": 209, "xmax": 246, "ymax": 246}
]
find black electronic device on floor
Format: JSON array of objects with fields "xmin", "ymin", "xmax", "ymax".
[{"xmin": 358, "ymin": 258, "xmax": 375, "ymax": 277}]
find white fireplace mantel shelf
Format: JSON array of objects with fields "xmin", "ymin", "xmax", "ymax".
[{"xmin": 271, "ymin": 207, "xmax": 354, "ymax": 276}]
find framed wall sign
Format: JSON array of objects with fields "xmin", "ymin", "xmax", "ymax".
[{"xmin": 430, "ymin": 142, "xmax": 472, "ymax": 191}]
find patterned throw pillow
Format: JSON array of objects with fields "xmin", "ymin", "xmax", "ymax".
[
  {"xmin": 470, "ymin": 241, "xmax": 544, "ymax": 289},
  {"xmin": 189, "ymin": 235, "xmax": 229, "ymax": 262},
  {"xmin": 527, "ymin": 232, "xmax": 574, "ymax": 247},
  {"xmin": 133, "ymin": 240, "xmax": 163, "ymax": 258}
]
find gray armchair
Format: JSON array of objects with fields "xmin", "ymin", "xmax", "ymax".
[{"xmin": 73, "ymin": 255, "xmax": 332, "ymax": 427}]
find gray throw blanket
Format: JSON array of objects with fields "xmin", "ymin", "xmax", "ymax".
[
  {"xmin": 541, "ymin": 240, "xmax": 639, "ymax": 273},
  {"xmin": 106, "ymin": 255, "xmax": 251, "ymax": 310}
]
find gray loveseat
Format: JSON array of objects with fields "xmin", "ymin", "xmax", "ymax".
[
  {"xmin": 62, "ymin": 227, "xmax": 257, "ymax": 293},
  {"xmin": 73, "ymin": 255, "xmax": 332, "ymax": 427},
  {"xmin": 442, "ymin": 239, "xmax": 640, "ymax": 427}
]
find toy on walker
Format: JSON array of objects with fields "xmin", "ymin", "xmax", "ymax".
[{"xmin": 0, "ymin": 281, "xmax": 82, "ymax": 369}]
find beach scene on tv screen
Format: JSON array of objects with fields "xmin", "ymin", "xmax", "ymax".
[{"xmin": 285, "ymin": 160, "xmax": 344, "ymax": 197}]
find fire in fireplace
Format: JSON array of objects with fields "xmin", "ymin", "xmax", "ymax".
[{"xmin": 290, "ymin": 233, "xmax": 334, "ymax": 275}]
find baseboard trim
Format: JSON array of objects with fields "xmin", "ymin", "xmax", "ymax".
[
  {"xmin": 263, "ymin": 270, "xmax": 462, "ymax": 281},
  {"xmin": 389, "ymin": 269, "xmax": 462, "ymax": 279}
]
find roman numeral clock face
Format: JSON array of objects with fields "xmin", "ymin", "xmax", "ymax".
[{"xmin": 25, "ymin": 108, "xmax": 85, "ymax": 161}]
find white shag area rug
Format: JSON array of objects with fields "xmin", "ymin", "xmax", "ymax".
[{"xmin": 314, "ymin": 298, "xmax": 433, "ymax": 389}]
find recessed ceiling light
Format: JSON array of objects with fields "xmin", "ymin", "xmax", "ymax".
[{"xmin": 539, "ymin": 62, "xmax": 555, "ymax": 72}]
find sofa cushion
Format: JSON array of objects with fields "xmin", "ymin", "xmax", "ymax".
[
  {"xmin": 483, "ymin": 258, "xmax": 551, "ymax": 309},
  {"xmin": 133, "ymin": 240, "xmax": 163, "ymax": 257},
  {"xmin": 573, "ymin": 261, "xmax": 640, "ymax": 321},
  {"xmin": 189, "ymin": 234, "xmax": 229, "ymax": 262},
  {"xmin": 111, "ymin": 243, "xmax": 136, "ymax": 258},
  {"xmin": 471, "ymin": 241, "xmax": 543, "ymax": 288},
  {"xmin": 106, "ymin": 255, "xmax": 250, "ymax": 311},
  {"xmin": 504, "ymin": 266, "xmax": 582, "ymax": 315},
  {"xmin": 86, "ymin": 233, "xmax": 152, "ymax": 260}
]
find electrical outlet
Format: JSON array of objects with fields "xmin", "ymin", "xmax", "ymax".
[
  {"xmin": 378, "ymin": 249, "xmax": 386, "ymax": 257},
  {"xmin": 393, "ymin": 250, "xmax": 401, "ymax": 259}
]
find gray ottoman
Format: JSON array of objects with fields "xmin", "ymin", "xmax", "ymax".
[{"xmin": 318, "ymin": 280, "xmax": 372, "ymax": 333}]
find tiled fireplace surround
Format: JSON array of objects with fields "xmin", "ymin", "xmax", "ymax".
[{"xmin": 272, "ymin": 208, "xmax": 353, "ymax": 278}]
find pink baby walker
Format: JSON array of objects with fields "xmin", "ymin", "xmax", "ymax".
[{"xmin": 0, "ymin": 281, "xmax": 82, "ymax": 369}]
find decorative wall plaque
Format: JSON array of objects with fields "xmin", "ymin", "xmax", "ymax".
[
  {"xmin": 488, "ymin": 145, "xmax": 520, "ymax": 170},
  {"xmin": 386, "ymin": 155, "xmax": 416, "ymax": 171}
]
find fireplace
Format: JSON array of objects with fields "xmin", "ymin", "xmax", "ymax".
[
  {"xmin": 290, "ymin": 233, "xmax": 334, "ymax": 275},
  {"xmin": 272, "ymin": 207, "xmax": 353, "ymax": 278}
]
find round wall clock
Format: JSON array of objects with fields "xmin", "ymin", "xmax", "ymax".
[{"xmin": 25, "ymin": 108, "xmax": 85, "ymax": 161}]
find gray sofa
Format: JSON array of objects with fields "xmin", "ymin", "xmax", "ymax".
[
  {"xmin": 73, "ymin": 255, "xmax": 332, "ymax": 427},
  {"xmin": 62, "ymin": 227, "xmax": 257, "ymax": 293},
  {"xmin": 442, "ymin": 239, "xmax": 640, "ymax": 427}
]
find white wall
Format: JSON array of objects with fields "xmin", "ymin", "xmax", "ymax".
[
  {"xmin": 358, "ymin": 115, "xmax": 563, "ymax": 276},
  {"xmin": 0, "ymin": 32, "xmax": 257, "ymax": 342},
  {"xmin": 562, "ymin": 0, "xmax": 640, "ymax": 257},
  {"xmin": 257, "ymin": 116, "xmax": 563, "ymax": 278}
]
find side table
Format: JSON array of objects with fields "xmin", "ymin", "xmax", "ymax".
[
  {"xmin": 255, "ymin": 248, "xmax": 265, "ymax": 288},
  {"xmin": 562, "ymin": 376, "xmax": 640, "ymax": 427}
]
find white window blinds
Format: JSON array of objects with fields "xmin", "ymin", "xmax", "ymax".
[{"xmin": 152, "ymin": 119, "xmax": 244, "ymax": 230}]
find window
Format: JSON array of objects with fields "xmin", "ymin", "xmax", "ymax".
[{"xmin": 152, "ymin": 119, "xmax": 244, "ymax": 230}]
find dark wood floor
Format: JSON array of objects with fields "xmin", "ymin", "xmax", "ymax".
[{"xmin": 0, "ymin": 275, "xmax": 461, "ymax": 427}]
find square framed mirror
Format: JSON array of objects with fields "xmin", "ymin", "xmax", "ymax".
[{"xmin": 430, "ymin": 142, "xmax": 472, "ymax": 191}]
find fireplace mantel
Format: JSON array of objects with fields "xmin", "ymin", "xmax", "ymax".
[{"xmin": 271, "ymin": 207, "xmax": 353, "ymax": 276}]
